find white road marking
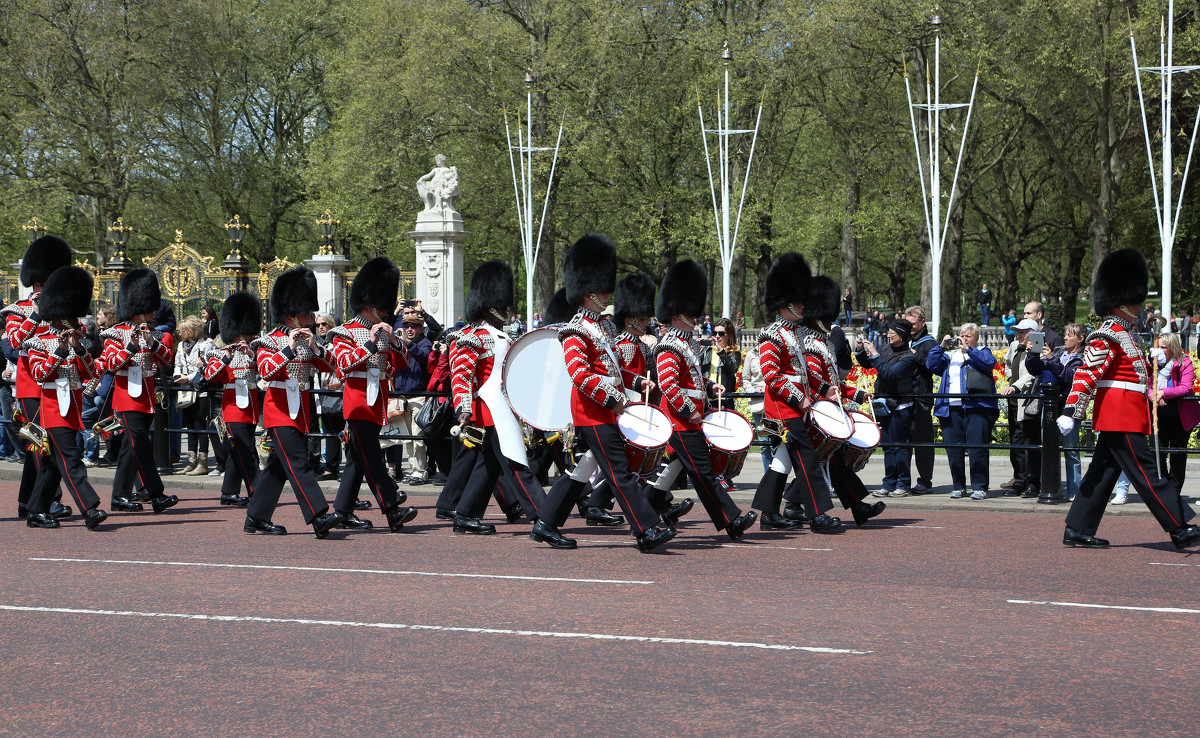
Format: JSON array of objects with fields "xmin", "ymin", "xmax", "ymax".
[
  {"xmin": 1009, "ymin": 599, "xmax": 1200, "ymax": 615},
  {"xmin": 1149, "ymin": 562, "xmax": 1198, "ymax": 568},
  {"xmin": 30, "ymin": 558, "xmax": 653, "ymax": 586},
  {"xmin": 0, "ymin": 605, "xmax": 872, "ymax": 654},
  {"xmin": 869, "ymin": 524, "xmax": 946, "ymax": 530},
  {"xmin": 570, "ymin": 540, "xmax": 833, "ymax": 551}
]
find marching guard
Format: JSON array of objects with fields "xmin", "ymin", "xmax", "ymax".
[
  {"xmin": 1057, "ymin": 249, "xmax": 1199, "ymax": 550},
  {"xmin": 329, "ymin": 257, "xmax": 420, "ymax": 532},
  {"xmin": 242, "ymin": 266, "xmax": 343, "ymax": 538},
  {"xmin": 801, "ymin": 276, "xmax": 885, "ymax": 526},
  {"xmin": 540, "ymin": 235, "xmax": 676, "ymax": 552},
  {"xmin": 448, "ymin": 260, "xmax": 574, "ymax": 548},
  {"xmin": 23, "ymin": 267, "xmax": 107, "ymax": 530},
  {"xmin": 204, "ymin": 291, "xmax": 262, "ymax": 507},
  {"xmin": 101, "ymin": 269, "xmax": 179, "ymax": 514},
  {"xmin": 752, "ymin": 253, "xmax": 841, "ymax": 533},
  {"xmin": 651, "ymin": 260, "xmax": 757, "ymax": 540},
  {"xmin": 4, "ymin": 235, "xmax": 73, "ymax": 521}
]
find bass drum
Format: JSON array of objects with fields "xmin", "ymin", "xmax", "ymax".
[{"xmin": 501, "ymin": 328, "xmax": 573, "ymax": 432}]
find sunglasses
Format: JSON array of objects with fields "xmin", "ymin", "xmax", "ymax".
[
  {"xmin": 714, "ymin": 331, "xmax": 726, "ymax": 336},
  {"xmin": 316, "ymin": 322, "xmax": 330, "ymax": 328}
]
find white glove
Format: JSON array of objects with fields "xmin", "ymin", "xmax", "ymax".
[{"xmin": 1056, "ymin": 416, "xmax": 1076, "ymax": 436}]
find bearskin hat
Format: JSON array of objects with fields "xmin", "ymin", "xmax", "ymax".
[
  {"xmin": 465, "ymin": 260, "xmax": 514, "ymax": 323},
  {"xmin": 656, "ymin": 260, "xmax": 707, "ymax": 324},
  {"xmin": 116, "ymin": 268, "xmax": 161, "ymax": 322},
  {"xmin": 805, "ymin": 275, "xmax": 841, "ymax": 328},
  {"xmin": 349, "ymin": 257, "xmax": 401, "ymax": 315},
  {"xmin": 1093, "ymin": 248, "xmax": 1149, "ymax": 316},
  {"xmin": 764, "ymin": 252, "xmax": 812, "ymax": 312},
  {"xmin": 269, "ymin": 266, "xmax": 318, "ymax": 324},
  {"xmin": 613, "ymin": 272, "xmax": 657, "ymax": 329},
  {"xmin": 543, "ymin": 288, "xmax": 575, "ymax": 326},
  {"xmin": 38, "ymin": 266, "xmax": 93, "ymax": 322},
  {"xmin": 219, "ymin": 291, "xmax": 263, "ymax": 344},
  {"xmin": 21, "ymin": 235, "xmax": 72, "ymax": 288},
  {"xmin": 564, "ymin": 233, "xmax": 617, "ymax": 306}
]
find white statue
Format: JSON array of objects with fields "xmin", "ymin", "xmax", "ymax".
[{"xmin": 416, "ymin": 154, "xmax": 460, "ymax": 213}]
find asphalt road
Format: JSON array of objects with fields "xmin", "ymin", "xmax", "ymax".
[{"xmin": 1, "ymin": 478, "xmax": 1197, "ymax": 736}]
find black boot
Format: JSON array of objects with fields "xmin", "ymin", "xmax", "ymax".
[
  {"xmin": 530, "ymin": 519, "xmax": 577, "ymax": 549},
  {"xmin": 759, "ymin": 512, "xmax": 805, "ymax": 531},
  {"xmin": 386, "ymin": 505, "xmax": 419, "ymax": 532},
  {"xmin": 584, "ymin": 506, "xmax": 624, "ymax": 526},
  {"xmin": 851, "ymin": 501, "xmax": 886, "ymax": 526},
  {"xmin": 726, "ymin": 511, "xmax": 758, "ymax": 541},
  {"xmin": 636, "ymin": 525, "xmax": 677, "ymax": 553}
]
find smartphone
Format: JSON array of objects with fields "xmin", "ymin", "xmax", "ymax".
[{"xmin": 1029, "ymin": 331, "xmax": 1045, "ymax": 354}]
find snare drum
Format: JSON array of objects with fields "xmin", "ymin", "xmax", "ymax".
[
  {"xmin": 841, "ymin": 410, "xmax": 880, "ymax": 472},
  {"xmin": 616, "ymin": 402, "xmax": 673, "ymax": 477},
  {"xmin": 703, "ymin": 410, "xmax": 754, "ymax": 480},
  {"xmin": 806, "ymin": 399, "xmax": 854, "ymax": 461}
]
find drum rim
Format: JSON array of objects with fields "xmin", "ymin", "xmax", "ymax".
[
  {"xmin": 618, "ymin": 401, "xmax": 673, "ymax": 448},
  {"xmin": 810, "ymin": 399, "xmax": 855, "ymax": 440},
  {"xmin": 501, "ymin": 328, "xmax": 572, "ymax": 432},
  {"xmin": 702, "ymin": 408, "xmax": 754, "ymax": 452}
]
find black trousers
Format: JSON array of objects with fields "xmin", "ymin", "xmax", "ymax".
[
  {"xmin": 910, "ymin": 404, "xmax": 934, "ymax": 486},
  {"xmin": 221, "ymin": 421, "xmax": 258, "ymax": 499},
  {"xmin": 1011, "ymin": 415, "xmax": 1041, "ymax": 491},
  {"xmin": 309, "ymin": 411, "xmax": 345, "ymax": 474},
  {"xmin": 1158, "ymin": 403, "xmax": 1190, "ymax": 495},
  {"xmin": 333, "ymin": 419, "xmax": 404, "ymax": 515},
  {"xmin": 181, "ymin": 396, "xmax": 210, "ymax": 455},
  {"xmin": 436, "ymin": 440, "xmax": 479, "ymax": 514},
  {"xmin": 112, "ymin": 410, "xmax": 164, "ymax": 501},
  {"xmin": 454, "ymin": 429, "xmax": 545, "ymax": 520},
  {"xmin": 29, "ymin": 427, "xmax": 100, "ymax": 515},
  {"xmin": 16, "ymin": 397, "xmax": 58, "ymax": 508},
  {"xmin": 246, "ymin": 426, "xmax": 331, "ymax": 525},
  {"xmin": 827, "ymin": 452, "xmax": 869, "ymax": 508},
  {"xmin": 666, "ymin": 429, "xmax": 742, "ymax": 530},
  {"xmin": 542, "ymin": 424, "xmax": 659, "ymax": 534},
  {"xmin": 1065, "ymin": 431, "xmax": 1195, "ymax": 536},
  {"xmin": 778, "ymin": 417, "xmax": 833, "ymax": 516}
]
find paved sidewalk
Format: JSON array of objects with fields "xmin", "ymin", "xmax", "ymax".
[{"xmin": 4, "ymin": 448, "xmax": 1192, "ymax": 518}]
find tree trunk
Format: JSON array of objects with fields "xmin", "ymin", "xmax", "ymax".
[{"xmin": 841, "ymin": 176, "xmax": 860, "ymax": 303}]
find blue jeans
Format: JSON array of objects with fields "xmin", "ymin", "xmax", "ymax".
[
  {"xmin": 1062, "ymin": 424, "xmax": 1081, "ymax": 497},
  {"xmin": 940, "ymin": 406, "xmax": 991, "ymax": 492},
  {"xmin": 879, "ymin": 405, "xmax": 912, "ymax": 491},
  {"xmin": 979, "ymin": 304, "xmax": 991, "ymax": 326},
  {"xmin": 80, "ymin": 402, "xmax": 100, "ymax": 461},
  {"xmin": 844, "ymin": 309, "xmax": 853, "ymax": 327}
]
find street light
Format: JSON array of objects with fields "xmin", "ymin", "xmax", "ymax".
[
  {"xmin": 106, "ymin": 217, "xmax": 134, "ymax": 272},
  {"xmin": 316, "ymin": 210, "xmax": 339, "ymax": 256},
  {"xmin": 222, "ymin": 215, "xmax": 251, "ymax": 290},
  {"xmin": 22, "ymin": 217, "xmax": 46, "ymax": 245},
  {"xmin": 225, "ymin": 214, "xmax": 248, "ymax": 253}
]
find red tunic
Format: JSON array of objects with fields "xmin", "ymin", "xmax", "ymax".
[
  {"xmin": 1064, "ymin": 317, "xmax": 1151, "ymax": 434},
  {"xmin": 615, "ymin": 331, "xmax": 652, "ymax": 395},
  {"xmin": 803, "ymin": 329, "xmax": 867, "ymax": 405},
  {"xmin": 204, "ymin": 348, "xmax": 259, "ymax": 425},
  {"xmin": 758, "ymin": 318, "xmax": 815, "ymax": 421},
  {"xmin": 101, "ymin": 323, "xmax": 174, "ymax": 413},
  {"xmin": 328, "ymin": 317, "xmax": 407, "ymax": 425},
  {"xmin": 2, "ymin": 297, "xmax": 44, "ymax": 400},
  {"xmin": 450, "ymin": 323, "xmax": 497, "ymax": 427},
  {"xmin": 654, "ymin": 328, "xmax": 713, "ymax": 432},
  {"xmin": 253, "ymin": 327, "xmax": 336, "ymax": 431},
  {"xmin": 25, "ymin": 327, "xmax": 101, "ymax": 431},
  {"xmin": 559, "ymin": 309, "xmax": 625, "ymax": 427}
]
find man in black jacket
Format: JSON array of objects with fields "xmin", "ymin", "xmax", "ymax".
[{"xmin": 905, "ymin": 306, "xmax": 937, "ymax": 493}]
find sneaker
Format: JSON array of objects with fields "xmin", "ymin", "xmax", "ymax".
[
  {"xmin": 970, "ymin": 490, "xmax": 987, "ymax": 500},
  {"xmin": 888, "ymin": 489, "xmax": 910, "ymax": 498},
  {"xmin": 949, "ymin": 489, "xmax": 964, "ymax": 499},
  {"xmin": 911, "ymin": 482, "xmax": 932, "ymax": 494},
  {"xmin": 82, "ymin": 458, "xmax": 98, "ymax": 468},
  {"xmin": 873, "ymin": 489, "xmax": 891, "ymax": 498},
  {"xmin": 208, "ymin": 468, "xmax": 221, "ymax": 476},
  {"xmin": 1112, "ymin": 493, "xmax": 1128, "ymax": 505}
]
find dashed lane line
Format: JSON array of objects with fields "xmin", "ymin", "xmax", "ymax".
[
  {"xmin": 29, "ymin": 558, "xmax": 654, "ymax": 585},
  {"xmin": 1008, "ymin": 599, "xmax": 1200, "ymax": 615},
  {"xmin": 0, "ymin": 605, "xmax": 872, "ymax": 654}
]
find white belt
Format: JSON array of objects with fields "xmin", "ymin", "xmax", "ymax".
[
  {"xmin": 117, "ymin": 366, "xmax": 144, "ymax": 397},
  {"xmin": 267, "ymin": 379, "xmax": 306, "ymax": 418},
  {"xmin": 683, "ymin": 388, "xmax": 704, "ymax": 399},
  {"xmin": 224, "ymin": 379, "xmax": 251, "ymax": 409},
  {"xmin": 18, "ymin": 351, "xmax": 27, "ymax": 358},
  {"xmin": 43, "ymin": 379, "xmax": 77, "ymax": 417},
  {"xmin": 1097, "ymin": 380, "xmax": 1146, "ymax": 393},
  {"xmin": 348, "ymin": 368, "xmax": 382, "ymax": 405}
]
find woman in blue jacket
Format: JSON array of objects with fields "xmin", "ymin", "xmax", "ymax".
[{"xmin": 926, "ymin": 323, "xmax": 998, "ymax": 499}]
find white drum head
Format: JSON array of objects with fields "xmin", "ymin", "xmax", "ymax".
[
  {"xmin": 703, "ymin": 410, "xmax": 754, "ymax": 452},
  {"xmin": 617, "ymin": 403, "xmax": 673, "ymax": 448},
  {"xmin": 810, "ymin": 399, "xmax": 854, "ymax": 441},
  {"xmin": 846, "ymin": 410, "xmax": 880, "ymax": 448},
  {"xmin": 502, "ymin": 329, "xmax": 573, "ymax": 431}
]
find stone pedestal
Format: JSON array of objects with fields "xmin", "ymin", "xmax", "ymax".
[
  {"xmin": 304, "ymin": 252, "xmax": 352, "ymax": 318},
  {"xmin": 410, "ymin": 209, "xmax": 466, "ymax": 326}
]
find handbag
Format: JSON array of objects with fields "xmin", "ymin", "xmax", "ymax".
[
  {"xmin": 965, "ymin": 366, "xmax": 993, "ymax": 395},
  {"xmin": 175, "ymin": 388, "xmax": 197, "ymax": 408},
  {"xmin": 415, "ymin": 396, "xmax": 454, "ymax": 436}
]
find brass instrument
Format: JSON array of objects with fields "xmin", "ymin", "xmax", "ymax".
[
  {"xmin": 18, "ymin": 421, "xmax": 49, "ymax": 457},
  {"xmin": 209, "ymin": 414, "xmax": 228, "ymax": 438},
  {"xmin": 12, "ymin": 408, "xmax": 49, "ymax": 456},
  {"xmin": 450, "ymin": 423, "xmax": 486, "ymax": 448},
  {"xmin": 760, "ymin": 417, "xmax": 788, "ymax": 443},
  {"xmin": 93, "ymin": 415, "xmax": 125, "ymax": 441},
  {"xmin": 155, "ymin": 386, "xmax": 167, "ymax": 409}
]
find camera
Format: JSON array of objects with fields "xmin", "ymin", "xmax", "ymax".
[{"xmin": 950, "ymin": 337, "xmax": 961, "ymax": 348}]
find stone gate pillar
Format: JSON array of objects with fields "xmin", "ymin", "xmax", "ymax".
[{"xmin": 410, "ymin": 154, "xmax": 466, "ymax": 326}]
